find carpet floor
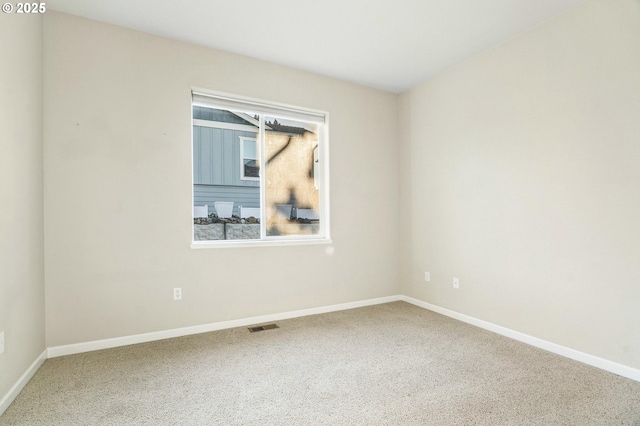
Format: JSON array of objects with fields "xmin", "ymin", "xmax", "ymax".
[{"xmin": 1, "ymin": 301, "xmax": 639, "ymax": 425}]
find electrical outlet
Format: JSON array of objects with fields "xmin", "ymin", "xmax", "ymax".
[
  {"xmin": 173, "ymin": 288, "xmax": 182, "ymax": 300},
  {"xmin": 453, "ymin": 277, "xmax": 459, "ymax": 289},
  {"xmin": 424, "ymin": 272, "xmax": 430, "ymax": 282},
  {"xmin": 0, "ymin": 331, "xmax": 5, "ymax": 354}
]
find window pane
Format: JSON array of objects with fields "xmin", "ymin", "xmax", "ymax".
[
  {"xmin": 193, "ymin": 106, "xmax": 261, "ymax": 241},
  {"xmin": 243, "ymin": 139, "xmax": 257, "ymax": 159},
  {"xmin": 243, "ymin": 159, "xmax": 259, "ymax": 178},
  {"xmin": 264, "ymin": 116, "xmax": 320, "ymax": 237}
]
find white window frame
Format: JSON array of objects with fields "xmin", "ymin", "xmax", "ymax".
[
  {"xmin": 239, "ymin": 137, "xmax": 259, "ymax": 181},
  {"xmin": 191, "ymin": 89, "xmax": 331, "ymax": 248},
  {"xmin": 313, "ymin": 145, "xmax": 319, "ymax": 190}
]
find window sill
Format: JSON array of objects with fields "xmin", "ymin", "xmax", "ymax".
[{"xmin": 190, "ymin": 238, "xmax": 333, "ymax": 249}]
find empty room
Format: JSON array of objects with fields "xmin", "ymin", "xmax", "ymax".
[{"xmin": 1, "ymin": 0, "xmax": 639, "ymax": 424}]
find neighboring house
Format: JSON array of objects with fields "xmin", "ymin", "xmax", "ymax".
[
  {"xmin": 193, "ymin": 106, "xmax": 260, "ymax": 217},
  {"xmin": 193, "ymin": 106, "xmax": 319, "ymax": 221}
]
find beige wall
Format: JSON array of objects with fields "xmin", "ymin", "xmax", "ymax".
[
  {"xmin": 400, "ymin": 0, "xmax": 640, "ymax": 368},
  {"xmin": 0, "ymin": 13, "xmax": 45, "ymax": 397},
  {"xmin": 43, "ymin": 12, "xmax": 400, "ymax": 347}
]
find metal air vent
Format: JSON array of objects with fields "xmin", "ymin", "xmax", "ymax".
[{"xmin": 248, "ymin": 323, "xmax": 279, "ymax": 333}]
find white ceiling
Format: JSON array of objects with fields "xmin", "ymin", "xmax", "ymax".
[{"xmin": 47, "ymin": 0, "xmax": 586, "ymax": 93}]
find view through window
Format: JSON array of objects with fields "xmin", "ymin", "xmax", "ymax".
[{"xmin": 192, "ymin": 92, "xmax": 328, "ymax": 243}]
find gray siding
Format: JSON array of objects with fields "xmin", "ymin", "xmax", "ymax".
[
  {"xmin": 193, "ymin": 123, "xmax": 260, "ymax": 217},
  {"xmin": 194, "ymin": 184, "xmax": 260, "ymax": 217},
  {"xmin": 193, "ymin": 125, "xmax": 259, "ymax": 187}
]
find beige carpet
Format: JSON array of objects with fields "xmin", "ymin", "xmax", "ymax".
[{"xmin": 1, "ymin": 302, "xmax": 639, "ymax": 425}]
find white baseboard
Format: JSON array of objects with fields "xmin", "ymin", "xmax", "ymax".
[
  {"xmin": 47, "ymin": 295, "xmax": 404, "ymax": 358},
  {"xmin": 0, "ymin": 349, "xmax": 47, "ymax": 416},
  {"xmin": 401, "ymin": 295, "xmax": 640, "ymax": 383}
]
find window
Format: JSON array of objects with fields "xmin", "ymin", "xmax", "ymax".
[
  {"xmin": 192, "ymin": 91, "xmax": 330, "ymax": 245},
  {"xmin": 239, "ymin": 137, "xmax": 259, "ymax": 180}
]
